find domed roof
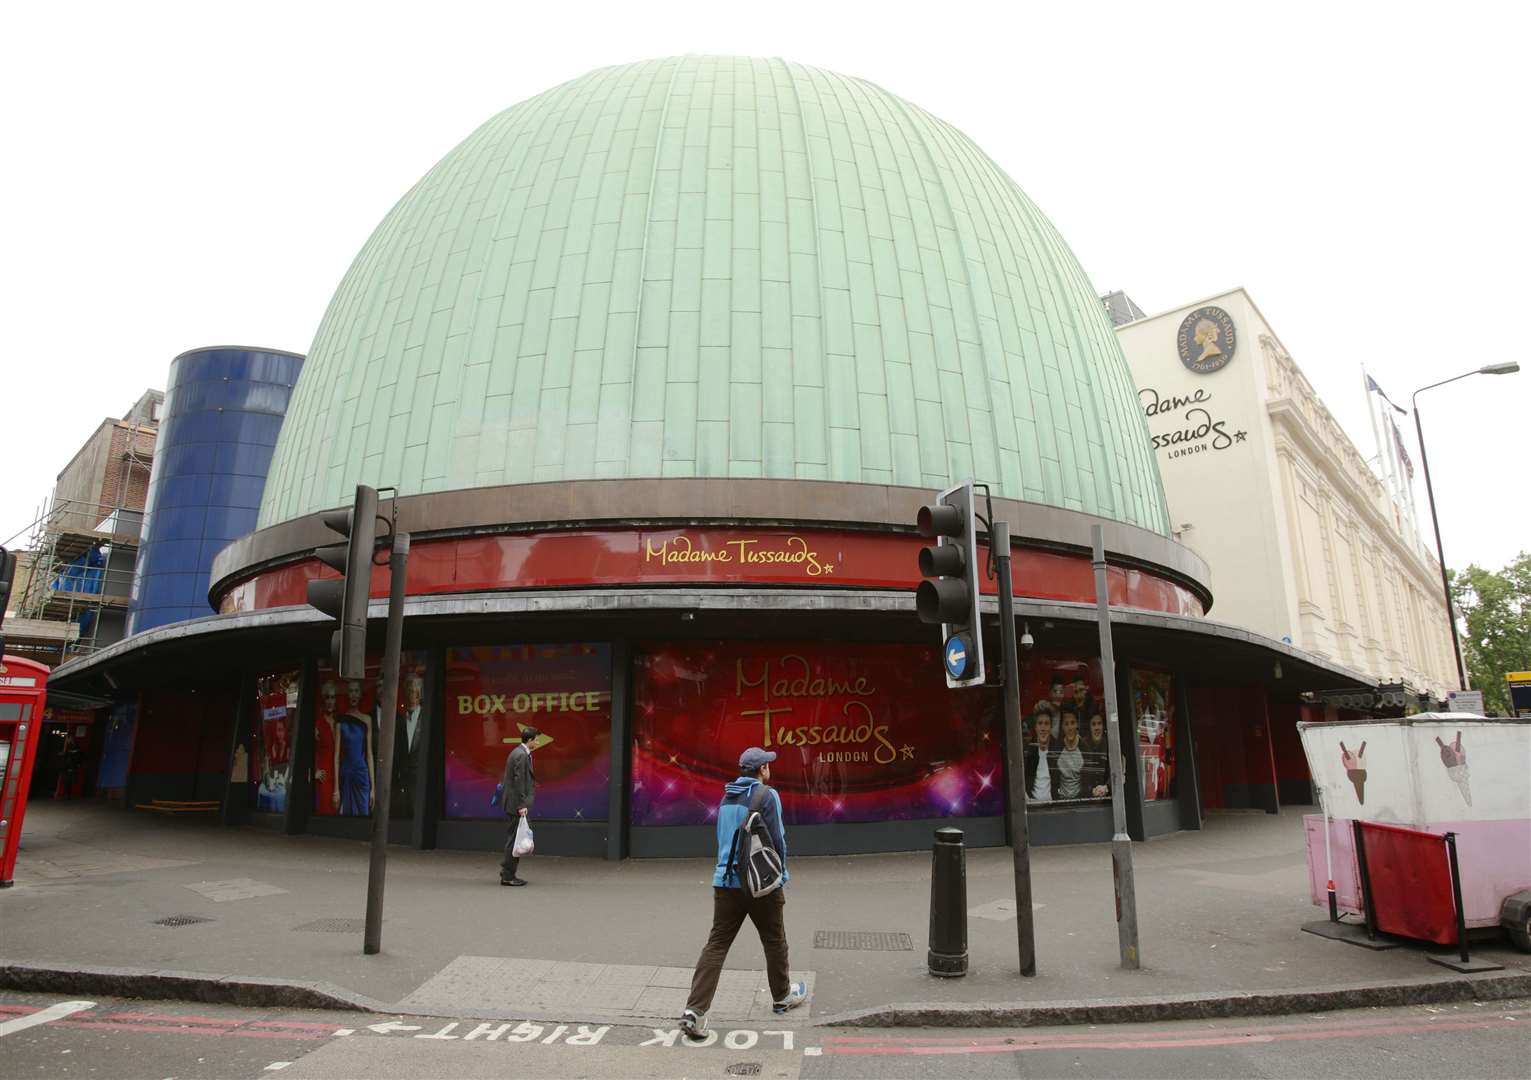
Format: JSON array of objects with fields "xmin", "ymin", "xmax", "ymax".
[{"xmin": 259, "ymin": 56, "xmax": 1169, "ymax": 533}]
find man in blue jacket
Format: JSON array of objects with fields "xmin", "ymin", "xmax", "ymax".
[{"xmin": 679, "ymin": 747, "xmax": 807, "ymax": 1039}]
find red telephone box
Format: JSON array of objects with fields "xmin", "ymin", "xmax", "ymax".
[{"xmin": 0, "ymin": 655, "xmax": 49, "ymax": 887}]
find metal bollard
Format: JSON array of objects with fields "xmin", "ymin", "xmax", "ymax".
[{"xmin": 928, "ymin": 826, "xmax": 968, "ymax": 977}]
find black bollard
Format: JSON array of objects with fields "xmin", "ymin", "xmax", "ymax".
[{"xmin": 928, "ymin": 826, "xmax": 968, "ymax": 977}]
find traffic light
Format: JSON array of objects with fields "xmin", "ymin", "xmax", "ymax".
[
  {"xmin": 916, "ymin": 480, "xmax": 985, "ymax": 688},
  {"xmin": 306, "ymin": 485, "xmax": 378, "ymax": 678},
  {"xmin": 0, "ymin": 546, "xmax": 17, "ymax": 659}
]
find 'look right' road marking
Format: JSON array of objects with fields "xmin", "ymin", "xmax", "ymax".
[{"xmin": 0, "ymin": 1001, "xmax": 95, "ymax": 1038}]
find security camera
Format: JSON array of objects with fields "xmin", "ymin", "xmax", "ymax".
[{"xmin": 1020, "ymin": 623, "xmax": 1034, "ymax": 651}]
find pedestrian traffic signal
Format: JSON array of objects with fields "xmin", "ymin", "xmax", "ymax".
[
  {"xmin": 916, "ymin": 480, "xmax": 985, "ymax": 688},
  {"xmin": 0, "ymin": 546, "xmax": 17, "ymax": 659},
  {"xmin": 306, "ymin": 485, "xmax": 378, "ymax": 679}
]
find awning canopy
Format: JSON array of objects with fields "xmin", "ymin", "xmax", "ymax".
[{"xmin": 46, "ymin": 587, "xmax": 1373, "ymax": 705}]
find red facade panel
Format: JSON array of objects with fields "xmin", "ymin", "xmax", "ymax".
[{"xmin": 219, "ymin": 527, "xmax": 1206, "ymax": 617}]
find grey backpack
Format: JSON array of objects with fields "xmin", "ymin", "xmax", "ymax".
[{"xmin": 729, "ymin": 782, "xmax": 784, "ymax": 898}]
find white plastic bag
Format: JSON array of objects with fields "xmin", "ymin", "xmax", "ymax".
[{"xmin": 513, "ymin": 816, "xmax": 535, "ymax": 857}]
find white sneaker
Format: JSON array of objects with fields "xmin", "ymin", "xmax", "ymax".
[
  {"xmin": 679, "ymin": 1009, "xmax": 708, "ymax": 1040},
  {"xmin": 773, "ymin": 982, "xmax": 808, "ymax": 1014}
]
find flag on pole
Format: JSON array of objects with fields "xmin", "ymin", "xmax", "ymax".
[
  {"xmin": 1390, "ymin": 418, "xmax": 1416, "ymax": 480},
  {"xmin": 1365, "ymin": 373, "xmax": 1407, "ymax": 414}
]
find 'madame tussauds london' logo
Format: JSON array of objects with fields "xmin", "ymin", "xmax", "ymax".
[{"xmin": 1176, "ymin": 306, "xmax": 1236, "ymax": 374}]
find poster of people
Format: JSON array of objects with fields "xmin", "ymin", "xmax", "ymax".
[
  {"xmin": 1018, "ymin": 656, "xmax": 1110, "ymax": 805},
  {"xmin": 254, "ymin": 670, "xmax": 299, "ymax": 812},
  {"xmin": 442, "ymin": 644, "xmax": 612, "ymax": 820},
  {"xmin": 631, "ymin": 641, "xmax": 1003, "ymax": 826},
  {"xmin": 312, "ymin": 652, "xmax": 430, "ymax": 819},
  {"xmin": 1131, "ymin": 668, "xmax": 1177, "ymax": 801}
]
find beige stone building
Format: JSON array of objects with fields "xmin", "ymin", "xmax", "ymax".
[{"xmin": 1111, "ymin": 288, "xmax": 1455, "ymax": 704}]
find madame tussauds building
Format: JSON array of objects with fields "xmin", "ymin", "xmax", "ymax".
[{"xmin": 50, "ymin": 57, "xmax": 1371, "ymax": 857}]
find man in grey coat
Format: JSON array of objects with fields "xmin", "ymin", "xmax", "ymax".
[{"xmin": 499, "ymin": 726, "xmax": 539, "ymax": 886}]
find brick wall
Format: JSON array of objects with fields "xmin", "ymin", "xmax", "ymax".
[{"xmin": 97, "ymin": 423, "xmax": 157, "ymax": 516}]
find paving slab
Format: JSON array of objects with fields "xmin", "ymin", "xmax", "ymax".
[{"xmin": 398, "ymin": 956, "xmax": 815, "ymax": 1023}]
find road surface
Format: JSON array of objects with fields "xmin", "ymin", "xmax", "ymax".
[{"xmin": 1, "ymin": 991, "xmax": 1526, "ymax": 1078}]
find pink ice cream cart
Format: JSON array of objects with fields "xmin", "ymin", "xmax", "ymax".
[{"xmin": 1298, "ymin": 713, "xmax": 1531, "ymax": 952}]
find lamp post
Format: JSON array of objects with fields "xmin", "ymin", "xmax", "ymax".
[{"xmin": 1411, "ymin": 361, "xmax": 1520, "ymax": 691}]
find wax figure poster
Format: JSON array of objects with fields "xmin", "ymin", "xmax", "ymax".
[
  {"xmin": 631, "ymin": 641, "xmax": 1004, "ymax": 826},
  {"xmin": 1130, "ymin": 668, "xmax": 1177, "ymax": 801},
  {"xmin": 443, "ymin": 644, "xmax": 612, "ymax": 820},
  {"xmin": 1018, "ymin": 656, "xmax": 1109, "ymax": 804},
  {"xmin": 312, "ymin": 652, "xmax": 430, "ymax": 818},
  {"xmin": 254, "ymin": 670, "xmax": 299, "ymax": 813}
]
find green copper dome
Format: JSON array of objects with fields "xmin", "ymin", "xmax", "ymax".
[{"xmin": 260, "ymin": 56, "xmax": 1169, "ymax": 533}]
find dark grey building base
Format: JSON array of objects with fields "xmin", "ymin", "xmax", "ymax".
[
  {"xmin": 627, "ymin": 803, "xmax": 1185, "ymax": 859},
  {"xmin": 1024, "ymin": 804, "xmax": 1113, "ymax": 846},
  {"xmin": 1142, "ymin": 798, "xmax": 1183, "ymax": 838},
  {"xmin": 632, "ymin": 816, "xmax": 1009, "ymax": 859},
  {"xmin": 1278, "ymin": 779, "xmax": 1315, "ymax": 805},
  {"xmin": 434, "ymin": 819, "xmax": 612, "ymax": 858},
  {"xmin": 125, "ymin": 771, "xmax": 226, "ymax": 807},
  {"xmin": 302, "ymin": 816, "xmax": 417, "ymax": 846},
  {"xmin": 1221, "ymin": 783, "xmax": 1281, "ymax": 813},
  {"xmin": 250, "ymin": 806, "xmax": 1170, "ymax": 858}
]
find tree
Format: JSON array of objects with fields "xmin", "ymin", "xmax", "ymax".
[{"xmin": 1451, "ymin": 553, "xmax": 1530, "ymax": 715}]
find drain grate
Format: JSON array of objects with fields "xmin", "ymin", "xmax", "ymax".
[
  {"xmin": 725, "ymin": 1065, "xmax": 762, "ymax": 1077},
  {"xmin": 813, "ymin": 929, "xmax": 913, "ymax": 951},
  {"xmin": 153, "ymin": 914, "xmax": 213, "ymax": 928},
  {"xmin": 294, "ymin": 917, "xmax": 366, "ymax": 933}
]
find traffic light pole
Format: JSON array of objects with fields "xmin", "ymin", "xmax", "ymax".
[
  {"xmin": 364, "ymin": 531, "xmax": 409, "ymax": 956},
  {"xmin": 1092, "ymin": 524, "xmax": 1140, "ymax": 970},
  {"xmin": 991, "ymin": 521, "xmax": 1037, "ymax": 977}
]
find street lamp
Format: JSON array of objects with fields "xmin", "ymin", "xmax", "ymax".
[{"xmin": 1412, "ymin": 361, "xmax": 1521, "ymax": 691}]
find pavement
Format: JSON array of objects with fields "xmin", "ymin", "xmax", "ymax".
[{"xmin": 3, "ymin": 802, "xmax": 1528, "ymax": 1029}]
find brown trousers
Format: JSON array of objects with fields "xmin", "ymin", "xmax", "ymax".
[{"xmin": 686, "ymin": 887, "xmax": 790, "ymax": 1014}]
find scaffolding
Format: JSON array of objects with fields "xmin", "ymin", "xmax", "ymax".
[{"xmin": 9, "ymin": 437, "xmax": 155, "ymax": 661}]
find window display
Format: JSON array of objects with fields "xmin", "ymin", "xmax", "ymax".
[
  {"xmin": 254, "ymin": 670, "xmax": 299, "ymax": 812},
  {"xmin": 313, "ymin": 652, "xmax": 430, "ymax": 818},
  {"xmin": 443, "ymin": 644, "xmax": 612, "ymax": 820},
  {"xmin": 631, "ymin": 641, "xmax": 1003, "ymax": 826},
  {"xmin": 1131, "ymin": 668, "xmax": 1178, "ymax": 801},
  {"xmin": 1020, "ymin": 657, "xmax": 1109, "ymax": 805}
]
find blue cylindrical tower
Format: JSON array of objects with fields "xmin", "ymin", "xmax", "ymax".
[{"xmin": 127, "ymin": 346, "xmax": 304, "ymax": 634}]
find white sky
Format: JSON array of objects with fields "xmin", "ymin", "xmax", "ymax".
[{"xmin": 3, "ymin": 0, "xmax": 1526, "ymax": 573}]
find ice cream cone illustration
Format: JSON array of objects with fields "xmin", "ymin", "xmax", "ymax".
[
  {"xmin": 1346, "ymin": 770, "xmax": 1366, "ymax": 802},
  {"xmin": 1446, "ymin": 764, "xmax": 1471, "ymax": 805},
  {"xmin": 1436, "ymin": 732, "xmax": 1471, "ymax": 806},
  {"xmin": 1340, "ymin": 741, "xmax": 1368, "ymax": 804}
]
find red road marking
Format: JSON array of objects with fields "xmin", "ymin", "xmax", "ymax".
[
  {"xmin": 100, "ymin": 1012, "xmax": 239, "ymax": 1027},
  {"xmin": 1, "ymin": 1004, "xmax": 360, "ymax": 1042},
  {"xmin": 241, "ymin": 1021, "xmax": 349, "ymax": 1032},
  {"xmin": 824, "ymin": 1018, "xmax": 1526, "ymax": 1056},
  {"xmin": 220, "ymin": 1029, "xmax": 328, "ymax": 1042}
]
